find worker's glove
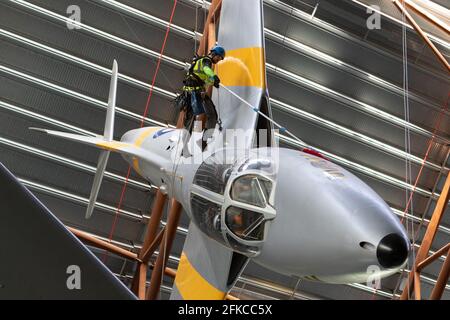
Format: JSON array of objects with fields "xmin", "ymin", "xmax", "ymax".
[{"xmin": 213, "ymin": 75, "xmax": 220, "ymax": 88}]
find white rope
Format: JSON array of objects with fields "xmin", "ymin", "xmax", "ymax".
[
  {"xmin": 219, "ymin": 83, "xmax": 308, "ymax": 147},
  {"xmin": 392, "ymin": 0, "xmax": 416, "ymax": 300}
]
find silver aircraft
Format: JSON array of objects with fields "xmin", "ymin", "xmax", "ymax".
[{"xmin": 33, "ymin": 0, "xmax": 409, "ymax": 299}]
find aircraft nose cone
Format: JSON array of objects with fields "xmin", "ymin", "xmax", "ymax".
[{"xmin": 376, "ymin": 233, "xmax": 409, "ymax": 268}]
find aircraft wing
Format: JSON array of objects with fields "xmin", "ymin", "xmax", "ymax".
[
  {"xmin": 0, "ymin": 162, "xmax": 136, "ymax": 299},
  {"xmin": 212, "ymin": 0, "xmax": 275, "ymax": 150},
  {"xmin": 170, "ymin": 223, "xmax": 248, "ymax": 300}
]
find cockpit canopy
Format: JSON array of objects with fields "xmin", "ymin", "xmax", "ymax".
[
  {"xmin": 230, "ymin": 174, "xmax": 272, "ymax": 208},
  {"xmin": 225, "ymin": 206, "xmax": 265, "ymax": 241},
  {"xmin": 190, "ymin": 150, "xmax": 277, "ymax": 257}
]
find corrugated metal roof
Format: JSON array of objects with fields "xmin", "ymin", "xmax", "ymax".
[{"xmin": 0, "ymin": 0, "xmax": 448, "ymax": 299}]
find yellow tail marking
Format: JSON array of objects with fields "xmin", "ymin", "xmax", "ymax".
[
  {"xmin": 175, "ymin": 252, "xmax": 226, "ymax": 300},
  {"xmin": 216, "ymin": 47, "xmax": 265, "ymax": 88}
]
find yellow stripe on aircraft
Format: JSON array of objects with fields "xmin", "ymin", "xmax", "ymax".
[
  {"xmin": 217, "ymin": 47, "xmax": 266, "ymax": 88},
  {"xmin": 132, "ymin": 127, "xmax": 161, "ymax": 175},
  {"xmin": 134, "ymin": 127, "xmax": 160, "ymax": 147},
  {"xmin": 132, "ymin": 157, "xmax": 142, "ymax": 176},
  {"xmin": 96, "ymin": 126, "xmax": 159, "ymax": 152},
  {"xmin": 175, "ymin": 252, "xmax": 226, "ymax": 300},
  {"xmin": 96, "ymin": 140, "xmax": 141, "ymax": 174},
  {"xmin": 96, "ymin": 141, "xmax": 130, "ymax": 152},
  {"xmin": 97, "ymin": 127, "xmax": 160, "ymax": 176}
]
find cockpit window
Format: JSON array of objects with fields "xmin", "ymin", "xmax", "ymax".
[
  {"xmin": 193, "ymin": 155, "xmax": 233, "ymax": 194},
  {"xmin": 230, "ymin": 175, "xmax": 272, "ymax": 208},
  {"xmin": 190, "ymin": 194, "xmax": 225, "ymax": 244},
  {"xmin": 225, "ymin": 206, "xmax": 265, "ymax": 241}
]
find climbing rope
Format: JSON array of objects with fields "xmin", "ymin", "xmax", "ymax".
[{"xmin": 104, "ymin": 0, "xmax": 179, "ymax": 264}]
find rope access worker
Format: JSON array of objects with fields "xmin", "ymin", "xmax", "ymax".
[{"xmin": 181, "ymin": 45, "xmax": 225, "ymax": 142}]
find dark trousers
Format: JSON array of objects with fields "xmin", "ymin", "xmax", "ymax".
[
  {"xmin": 184, "ymin": 91, "xmax": 218, "ymax": 132},
  {"xmin": 190, "ymin": 91, "xmax": 205, "ymax": 116}
]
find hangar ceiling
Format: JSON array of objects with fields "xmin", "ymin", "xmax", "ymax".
[{"xmin": 0, "ymin": 0, "xmax": 448, "ymax": 299}]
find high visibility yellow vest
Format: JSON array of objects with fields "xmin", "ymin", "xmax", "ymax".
[{"xmin": 183, "ymin": 56, "xmax": 216, "ymax": 90}]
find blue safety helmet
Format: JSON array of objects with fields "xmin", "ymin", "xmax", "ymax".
[{"xmin": 210, "ymin": 45, "xmax": 226, "ymax": 59}]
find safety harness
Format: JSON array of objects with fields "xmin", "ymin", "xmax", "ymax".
[
  {"xmin": 183, "ymin": 55, "xmax": 213, "ymax": 91},
  {"xmin": 178, "ymin": 55, "xmax": 222, "ymax": 135}
]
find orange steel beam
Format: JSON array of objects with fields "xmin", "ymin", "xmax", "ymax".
[
  {"xmin": 403, "ymin": 0, "xmax": 450, "ymax": 35},
  {"xmin": 131, "ymin": 166, "xmax": 167, "ymax": 299},
  {"xmin": 68, "ymin": 226, "xmax": 140, "ymax": 262},
  {"xmin": 137, "ymin": 262, "xmax": 148, "ymax": 300},
  {"xmin": 138, "ymin": 191, "xmax": 167, "ymax": 261},
  {"xmin": 417, "ymin": 243, "xmax": 450, "ymax": 271},
  {"xmin": 414, "ymin": 272, "xmax": 421, "ymax": 300},
  {"xmin": 401, "ymin": 173, "xmax": 450, "ymax": 299},
  {"xmin": 130, "ymin": 267, "xmax": 140, "ymax": 294},
  {"xmin": 146, "ymin": 199, "xmax": 183, "ymax": 300},
  {"xmin": 430, "ymin": 250, "xmax": 450, "ymax": 299},
  {"xmin": 161, "ymin": 265, "xmax": 177, "ymax": 278},
  {"xmin": 393, "ymin": 0, "xmax": 450, "ymax": 73},
  {"xmin": 141, "ymin": 227, "xmax": 166, "ymax": 263},
  {"xmin": 197, "ymin": 0, "xmax": 222, "ymax": 56},
  {"xmin": 208, "ymin": 20, "xmax": 217, "ymax": 51},
  {"xmin": 131, "ymin": 191, "xmax": 167, "ymax": 295}
]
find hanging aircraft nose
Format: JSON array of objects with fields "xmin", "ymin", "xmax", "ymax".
[
  {"xmin": 376, "ymin": 233, "xmax": 409, "ymax": 268},
  {"xmin": 254, "ymin": 149, "xmax": 412, "ymax": 283}
]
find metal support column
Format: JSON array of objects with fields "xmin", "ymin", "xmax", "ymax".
[
  {"xmin": 146, "ymin": 199, "xmax": 183, "ymax": 299},
  {"xmin": 401, "ymin": 173, "xmax": 450, "ymax": 299}
]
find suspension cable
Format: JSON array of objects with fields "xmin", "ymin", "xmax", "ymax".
[
  {"xmin": 401, "ymin": 0, "xmax": 415, "ymax": 300},
  {"xmin": 390, "ymin": 94, "xmax": 449, "ymax": 298}
]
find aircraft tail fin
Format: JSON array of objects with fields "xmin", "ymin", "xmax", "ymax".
[
  {"xmin": 84, "ymin": 59, "xmax": 117, "ymax": 219},
  {"xmin": 30, "ymin": 60, "xmax": 136, "ymax": 219},
  {"xmin": 104, "ymin": 60, "xmax": 118, "ymax": 141},
  {"xmin": 85, "ymin": 149, "xmax": 109, "ymax": 219}
]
